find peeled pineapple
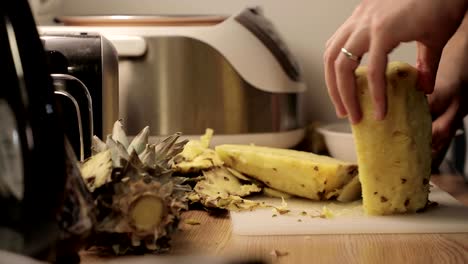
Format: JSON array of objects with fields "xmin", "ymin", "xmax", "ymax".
[
  {"xmin": 263, "ymin": 187, "xmax": 292, "ymax": 199},
  {"xmin": 215, "ymin": 145, "xmax": 360, "ymax": 201},
  {"xmin": 352, "ymin": 62, "xmax": 431, "ymax": 215},
  {"xmin": 80, "ymin": 120, "xmax": 190, "ymax": 254}
]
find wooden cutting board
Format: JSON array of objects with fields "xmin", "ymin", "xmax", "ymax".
[{"xmin": 230, "ymin": 184, "xmax": 468, "ymax": 235}]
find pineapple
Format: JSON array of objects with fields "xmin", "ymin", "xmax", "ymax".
[
  {"xmin": 172, "ymin": 128, "xmax": 223, "ymax": 173},
  {"xmin": 215, "ymin": 145, "xmax": 360, "ymax": 201},
  {"xmin": 80, "ymin": 149, "xmax": 112, "ymax": 192},
  {"xmin": 335, "ymin": 175, "xmax": 361, "ymax": 202},
  {"xmin": 352, "ymin": 62, "xmax": 432, "ymax": 215},
  {"xmin": 263, "ymin": 187, "xmax": 293, "ymax": 199},
  {"xmin": 189, "ymin": 167, "xmax": 263, "ymax": 211},
  {"xmin": 80, "ymin": 120, "xmax": 190, "ymax": 254},
  {"xmin": 170, "ymin": 129, "xmax": 266, "ymax": 211}
]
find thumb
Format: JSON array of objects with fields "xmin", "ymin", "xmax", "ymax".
[{"xmin": 416, "ymin": 42, "xmax": 443, "ymax": 94}]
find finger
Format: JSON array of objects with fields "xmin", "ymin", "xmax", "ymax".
[
  {"xmin": 335, "ymin": 25, "xmax": 370, "ymax": 124},
  {"xmin": 431, "ymin": 98, "xmax": 460, "ymax": 162},
  {"xmin": 428, "ymin": 80, "xmax": 453, "ymax": 117},
  {"xmin": 324, "ymin": 2, "xmax": 367, "ymax": 118},
  {"xmin": 326, "ymin": 3, "xmax": 365, "ymax": 48},
  {"xmin": 430, "ymin": 120, "xmax": 452, "ymax": 171},
  {"xmin": 428, "ymin": 92, "xmax": 443, "ymax": 118},
  {"xmin": 367, "ymin": 27, "xmax": 398, "ymax": 121},
  {"xmin": 324, "ymin": 23, "xmax": 355, "ymax": 117},
  {"xmin": 416, "ymin": 42, "xmax": 444, "ymax": 94}
]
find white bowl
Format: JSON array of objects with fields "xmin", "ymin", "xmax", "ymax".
[{"xmin": 316, "ymin": 122, "xmax": 357, "ymax": 163}]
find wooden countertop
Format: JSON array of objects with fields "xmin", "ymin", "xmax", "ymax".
[{"xmin": 81, "ymin": 174, "xmax": 468, "ymax": 264}]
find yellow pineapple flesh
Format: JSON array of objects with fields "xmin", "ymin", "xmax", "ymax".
[
  {"xmin": 352, "ymin": 61, "xmax": 432, "ymax": 215},
  {"xmin": 215, "ymin": 145, "xmax": 359, "ymax": 200}
]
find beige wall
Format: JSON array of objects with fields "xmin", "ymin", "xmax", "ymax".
[{"xmin": 59, "ymin": 0, "xmax": 417, "ymax": 124}]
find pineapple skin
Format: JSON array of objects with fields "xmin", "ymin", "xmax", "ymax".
[
  {"xmin": 215, "ymin": 145, "xmax": 358, "ymax": 200},
  {"xmin": 352, "ymin": 61, "xmax": 432, "ymax": 215}
]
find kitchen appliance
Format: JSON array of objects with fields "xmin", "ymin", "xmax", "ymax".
[
  {"xmin": 52, "ymin": 73, "xmax": 94, "ymax": 161},
  {"xmin": 40, "ymin": 32, "xmax": 119, "ymax": 159},
  {"xmin": 231, "ymin": 185, "xmax": 468, "ymax": 235},
  {"xmin": 0, "ymin": 0, "xmax": 67, "ymax": 260},
  {"xmin": 40, "ymin": 7, "xmax": 307, "ymax": 148}
]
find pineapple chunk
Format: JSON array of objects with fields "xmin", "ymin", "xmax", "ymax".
[
  {"xmin": 215, "ymin": 145, "xmax": 359, "ymax": 200},
  {"xmin": 352, "ymin": 62, "xmax": 431, "ymax": 215}
]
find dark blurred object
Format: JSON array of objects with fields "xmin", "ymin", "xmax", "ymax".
[
  {"xmin": 0, "ymin": 0, "xmax": 95, "ymax": 262},
  {"xmin": 55, "ymin": 139, "xmax": 95, "ymax": 264},
  {"xmin": 0, "ymin": 0, "xmax": 67, "ymax": 261}
]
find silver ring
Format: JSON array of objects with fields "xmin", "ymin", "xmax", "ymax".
[{"xmin": 341, "ymin": 47, "xmax": 361, "ymax": 63}]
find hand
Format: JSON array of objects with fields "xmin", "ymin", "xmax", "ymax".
[
  {"xmin": 429, "ymin": 24, "xmax": 468, "ymax": 170},
  {"xmin": 324, "ymin": 0, "xmax": 468, "ymax": 124}
]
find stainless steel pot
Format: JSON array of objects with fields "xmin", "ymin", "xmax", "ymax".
[
  {"xmin": 118, "ymin": 36, "xmax": 303, "ymax": 136},
  {"xmin": 41, "ymin": 8, "xmax": 307, "ymax": 148}
]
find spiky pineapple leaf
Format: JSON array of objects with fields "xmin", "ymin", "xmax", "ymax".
[
  {"xmin": 127, "ymin": 126, "xmax": 149, "ymax": 155},
  {"xmin": 92, "ymin": 135, "xmax": 108, "ymax": 155},
  {"xmin": 112, "ymin": 119, "xmax": 129, "ymax": 148},
  {"xmin": 106, "ymin": 136, "xmax": 130, "ymax": 168}
]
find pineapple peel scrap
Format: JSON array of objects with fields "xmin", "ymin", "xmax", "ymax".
[
  {"xmin": 172, "ymin": 128, "xmax": 223, "ymax": 173},
  {"xmin": 184, "ymin": 218, "xmax": 201, "ymax": 225},
  {"xmin": 80, "ymin": 149, "xmax": 112, "ymax": 192},
  {"xmin": 320, "ymin": 206, "xmax": 334, "ymax": 219},
  {"xmin": 225, "ymin": 167, "xmax": 265, "ymax": 187},
  {"xmin": 190, "ymin": 167, "xmax": 263, "ymax": 211},
  {"xmin": 271, "ymin": 197, "xmax": 290, "ymax": 215},
  {"xmin": 200, "ymin": 128, "xmax": 214, "ymax": 148}
]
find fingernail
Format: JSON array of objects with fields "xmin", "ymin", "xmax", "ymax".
[
  {"xmin": 336, "ymin": 109, "xmax": 347, "ymax": 118},
  {"xmin": 349, "ymin": 113, "xmax": 363, "ymax": 125},
  {"xmin": 349, "ymin": 116, "xmax": 358, "ymax": 125}
]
